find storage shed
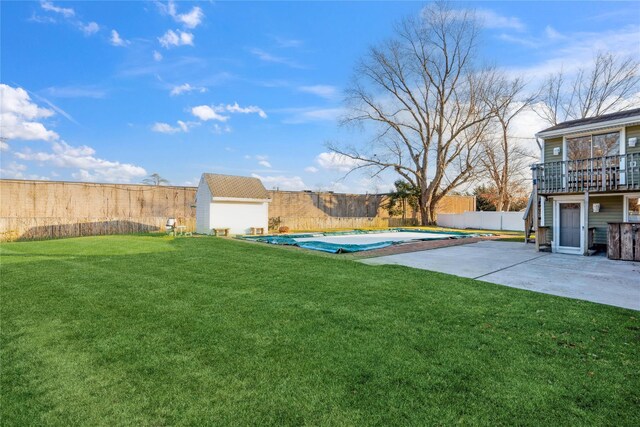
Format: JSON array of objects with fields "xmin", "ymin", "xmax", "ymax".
[{"xmin": 195, "ymin": 173, "xmax": 270, "ymax": 235}]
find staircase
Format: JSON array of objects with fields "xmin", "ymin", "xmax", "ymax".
[{"xmin": 523, "ymin": 192, "xmax": 535, "ymax": 244}]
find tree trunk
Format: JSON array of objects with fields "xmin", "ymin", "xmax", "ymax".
[
  {"xmin": 419, "ymin": 203, "xmax": 430, "ymax": 226},
  {"xmin": 418, "ymin": 195, "xmax": 438, "ymax": 225},
  {"xmin": 418, "ymin": 183, "xmax": 436, "ymax": 226}
]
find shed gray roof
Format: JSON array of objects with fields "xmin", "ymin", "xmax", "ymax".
[
  {"xmin": 538, "ymin": 108, "xmax": 640, "ymax": 134},
  {"xmin": 202, "ymin": 173, "xmax": 269, "ymax": 200}
]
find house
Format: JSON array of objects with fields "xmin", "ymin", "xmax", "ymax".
[
  {"xmin": 195, "ymin": 173, "xmax": 271, "ymax": 235},
  {"xmin": 527, "ymin": 108, "xmax": 640, "ymax": 255}
]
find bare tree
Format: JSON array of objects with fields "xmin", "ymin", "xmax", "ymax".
[
  {"xmin": 538, "ymin": 52, "xmax": 639, "ymax": 125},
  {"xmin": 142, "ymin": 173, "xmax": 169, "ymax": 186},
  {"xmin": 480, "ymin": 77, "xmax": 537, "ymax": 211},
  {"xmin": 330, "ymin": 2, "xmax": 500, "ymax": 224}
]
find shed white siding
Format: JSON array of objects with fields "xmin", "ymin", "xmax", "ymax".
[{"xmin": 209, "ymin": 200, "xmax": 269, "ymax": 235}]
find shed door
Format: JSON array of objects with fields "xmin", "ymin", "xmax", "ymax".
[{"xmin": 559, "ymin": 203, "xmax": 581, "ymax": 248}]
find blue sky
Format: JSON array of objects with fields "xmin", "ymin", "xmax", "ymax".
[{"xmin": 1, "ymin": 1, "xmax": 639, "ymax": 191}]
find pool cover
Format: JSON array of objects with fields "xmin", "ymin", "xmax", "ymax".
[{"xmin": 242, "ymin": 228, "xmax": 485, "ymax": 254}]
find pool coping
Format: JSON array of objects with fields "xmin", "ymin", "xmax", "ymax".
[{"xmin": 348, "ymin": 235, "xmax": 504, "ymax": 259}]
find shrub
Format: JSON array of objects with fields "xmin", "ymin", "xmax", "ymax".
[
  {"xmin": 268, "ymin": 216, "xmax": 282, "ymax": 230},
  {"xmin": 278, "ymin": 226, "xmax": 290, "ymax": 233}
]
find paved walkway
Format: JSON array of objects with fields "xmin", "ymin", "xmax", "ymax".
[{"xmin": 360, "ymin": 241, "xmax": 640, "ymax": 310}]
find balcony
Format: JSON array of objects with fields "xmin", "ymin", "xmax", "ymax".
[{"xmin": 532, "ymin": 153, "xmax": 640, "ymax": 194}]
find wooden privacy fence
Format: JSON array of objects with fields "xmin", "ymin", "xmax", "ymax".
[
  {"xmin": 607, "ymin": 223, "xmax": 640, "ymax": 261},
  {"xmin": 0, "ymin": 217, "xmax": 197, "ymax": 242},
  {"xmin": 0, "ymin": 179, "xmax": 475, "ymax": 241},
  {"xmin": 274, "ymin": 216, "xmax": 391, "ymax": 231},
  {"xmin": 0, "ymin": 180, "xmax": 196, "ymax": 241}
]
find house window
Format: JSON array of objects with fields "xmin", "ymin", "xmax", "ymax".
[
  {"xmin": 567, "ymin": 132, "xmax": 619, "ymax": 160},
  {"xmin": 626, "ymin": 196, "xmax": 640, "ymax": 223},
  {"xmin": 567, "ymin": 135, "xmax": 591, "ymax": 160}
]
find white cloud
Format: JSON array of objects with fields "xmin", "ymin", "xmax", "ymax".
[
  {"xmin": 0, "ymin": 84, "xmax": 59, "ymax": 141},
  {"xmin": 475, "ymin": 9, "xmax": 524, "ymax": 31},
  {"xmin": 151, "ymin": 122, "xmax": 181, "ymax": 134},
  {"xmin": 191, "ymin": 105, "xmax": 229, "ymax": 122},
  {"xmin": 158, "ymin": 29, "xmax": 194, "ymax": 48},
  {"xmin": 213, "ymin": 124, "xmax": 232, "ymax": 134},
  {"xmin": 160, "ymin": 1, "xmax": 204, "ymax": 29},
  {"xmin": 191, "ymin": 103, "xmax": 267, "ymax": 122},
  {"xmin": 29, "ymin": 93, "xmax": 77, "ymax": 124},
  {"xmin": 15, "ymin": 141, "xmax": 147, "ymax": 183},
  {"xmin": 170, "ymin": 83, "xmax": 207, "ymax": 96},
  {"xmin": 173, "ymin": 5, "xmax": 204, "ymax": 29},
  {"xmin": 177, "ymin": 120, "xmax": 199, "ymax": 132},
  {"xmin": 503, "ymin": 24, "xmax": 640, "ymax": 83},
  {"xmin": 39, "ymin": 1, "xmax": 100, "ymax": 38},
  {"xmin": 80, "ymin": 21, "xmax": 99, "ymax": 36},
  {"xmin": 450, "ymin": 8, "xmax": 524, "ymax": 31},
  {"xmin": 153, "ymin": 50, "xmax": 163, "ymax": 61},
  {"xmin": 304, "ymin": 166, "xmax": 318, "ymax": 173},
  {"xmin": 508, "ymin": 103, "xmax": 549, "ymax": 142},
  {"xmin": 544, "ymin": 26, "xmax": 564, "ymax": 41},
  {"xmin": 282, "ymin": 107, "xmax": 344, "ymax": 124},
  {"xmin": 0, "ymin": 161, "xmax": 26, "ymax": 176},
  {"xmin": 497, "ymin": 33, "xmax": 540, "ymax": 49},
  {"xmin": 0, "ymin": 141, "xmax": 9, "ymax": 151},
  {"xmin": 251, "ymin": 173, "xmax": 306, "ymax": 191},
  {"xmin": 249, "ymin": 48, "xmax": 304, "ymax": 68},
  {"xmin": 298, "ymin": 85, "xmax": 338, "ymax": 99},
  {"xmin": 224, "ymin": 102, "xmax": 267, "ymax": 118},
  {"xmin": 110, "ymin": 29, "xmax": 129, "ymax": 46},
  {"xmin": 255, "ymin": 155, "xmax": 272, "ymax": 168},
  {"xmin": 0, "ymin": 161, "xmax": 50, "ymax": 181},
  {"xmin": 42, "ymin": 85, "xmax": 106, "ymax": 99},
  {"xmin": 151, "ymin": 120, "xmax": 198, "ymax": 133},
  {"xmin": 316, "ymin": 152, "xmax": 363, "ymax": 172},
  {"xmin": 28, "ymin": 12, "xmax": 57, "ymax": 24},
  {"xmin": 40, "ymin": 1, "xmax": 74, "ymax": 18}
]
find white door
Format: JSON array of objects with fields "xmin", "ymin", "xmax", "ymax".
[{"xmin": 554, "ymin": 200, "xmax": 584, "ymax": 255}]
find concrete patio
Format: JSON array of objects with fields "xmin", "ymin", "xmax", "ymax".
[{"xmin": 360, "ymin": 241, "xmax": 640, "ymax": 310}]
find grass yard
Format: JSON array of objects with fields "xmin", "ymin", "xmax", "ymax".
[{"xmin": 1, "ymin": 235, "xmax": 638, "ymax": 426}]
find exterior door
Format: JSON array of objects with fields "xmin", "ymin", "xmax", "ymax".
[{"xmin": 556, "ymin": 201, "xmax": 583, "ymax": 254}]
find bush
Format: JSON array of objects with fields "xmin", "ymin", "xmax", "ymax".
[
  {"xmin": 278, "ymin": 226, "xmax": 290, "ymax": 234},
  {"xmin": 268, "ymin": 217, "xmax": 282, "ymax": 230}
]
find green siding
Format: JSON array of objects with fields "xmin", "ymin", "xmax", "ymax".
[
  {"xmin": 543, "ymin": 195, "xmax": 623, "ymax": 246},
  {"xmin": 626, "ymin": 125, "xmax": 640, "ymax": 155},
  {"xmin": 588, "ymin": 195, "xmax": 623, "ymax": 245},
  {"xmin": 542, "ymin": 196, "xmax": 553, "ymax": 241},
  {"xmin": 625, "ymin": 125, "xmax": 640, "ymax": 186},
  {"xmin": 543, "ymin": 137, "xmax": 563, "ymax": 162}
]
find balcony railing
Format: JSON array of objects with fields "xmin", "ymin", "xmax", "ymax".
[{"xmin": 532, "ymin": 153, "xmax": 640, "ymax": 194}]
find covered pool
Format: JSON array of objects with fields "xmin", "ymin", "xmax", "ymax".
[{"xmin": 241, "ymin": 229, "xmax": 486, "ymax": 253}]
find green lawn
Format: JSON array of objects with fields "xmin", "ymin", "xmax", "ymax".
[{"xmin": 1, "ymin": 235, "xmax": 638, "ymax": 426}]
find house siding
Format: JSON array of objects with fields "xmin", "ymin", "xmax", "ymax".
[
  {"xmin": 588, "ymin": 195, "xmax": 623, "ymax": 245},
  {"xmin": 543, "ymin": 137, "xmax": 563, "ymax": 162},
  {"xmin": 626, "ymin": 125, "xmax": 640, "ymax": 155},
  {"xmin": 543, "ymin": 196, "xmax": 553, "ymax": 241},
  {"xmin": 535, "ymin": 119, "xmax": 640, "ymax": 253}
]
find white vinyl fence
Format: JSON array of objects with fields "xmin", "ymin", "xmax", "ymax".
[{"xmin": 437, "ymin": 211, "xmax": 525, "ymax": 231}]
